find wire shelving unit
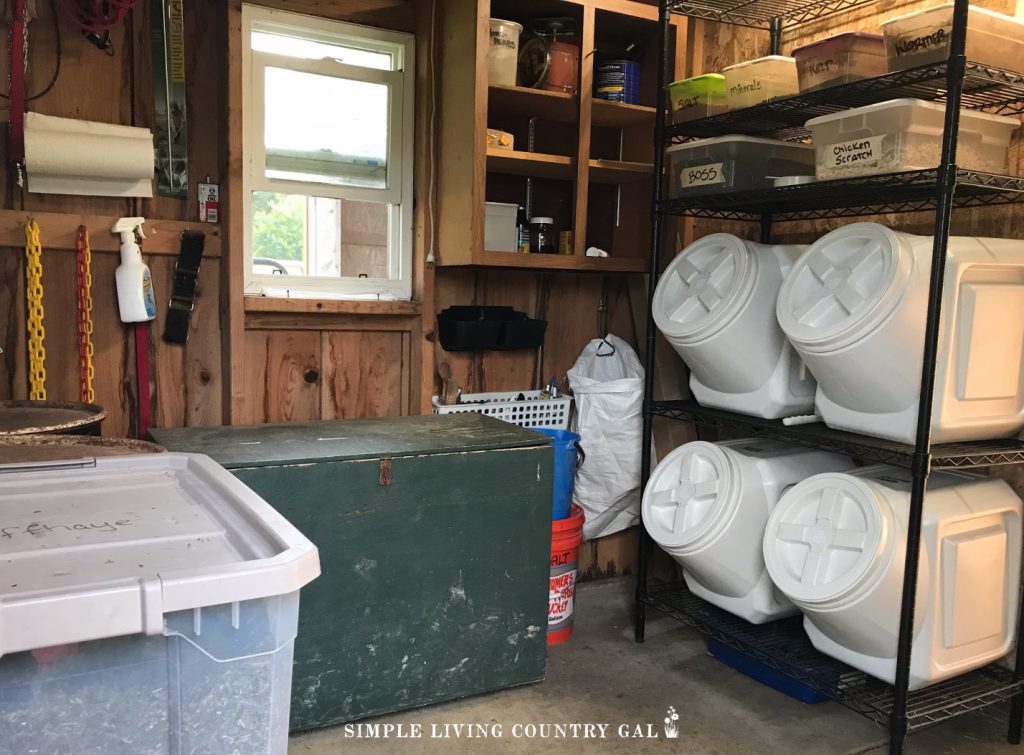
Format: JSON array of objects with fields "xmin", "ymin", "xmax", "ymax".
[{"xmin": 636, "ymin": 2, "xmax": 1024, "ymax": 753}]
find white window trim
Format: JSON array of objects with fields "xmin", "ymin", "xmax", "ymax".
[{"xmin": 241, "ymin": 4, "xmax": 414, "ymax": 299}]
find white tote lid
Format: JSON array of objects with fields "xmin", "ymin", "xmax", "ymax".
[
  {"xmin": 0, "ymin": 453, "xmax": 320, "ymax": 657},
  {"xmin": 653, "ymin": 233, "xmax": 756, "ymax": 344},
  {"xmin": 642, "ymin": 441, "xmax": 739, "ymax": 552},
  {"xmin": 763, "ymin": 471, "xmax": 888, "ymax": 605},
  {"xmin": 776, "ymin": 222, "xmax": 914, "ymax": 351}
]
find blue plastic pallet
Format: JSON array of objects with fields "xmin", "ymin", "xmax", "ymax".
[{"xmin": 707, "ymin": 637, "xmax": 829, "ymax": 704}]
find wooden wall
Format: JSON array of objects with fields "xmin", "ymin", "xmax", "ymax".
[{"xmin": 0, "ymin": 0, "xmax": 224, "ymax": 436}]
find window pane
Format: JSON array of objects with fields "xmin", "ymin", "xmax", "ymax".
[
  {"xmin": 252, "ymin": 192, "xmax": 390, "ymax": 279},
  {"xmin": 264, "ymin": 67, "xmax": 388, "ymax": 189},
  {"xmin": 252, "ymin": 30, "xmax": 393, "ymax": 70}
]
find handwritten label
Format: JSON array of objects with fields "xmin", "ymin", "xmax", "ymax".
[
  {"xmin": 825, "ymin": 135, "xmax": 886, "ymax": 170},
  {"xmin": 681, "ymin": 162, "xmax": 725, "ymax": 189},
  {"xmin": 0, "ymin": 519, "xmax": 133, "ymax": 539},
  {"xmin": 894, "ymin": 27, "xmax": 948, "ymax": 57}
]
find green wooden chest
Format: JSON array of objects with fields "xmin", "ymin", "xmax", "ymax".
[{"xmin": 151, "ymin": 414, "xmax": 552, "ymax": 731}]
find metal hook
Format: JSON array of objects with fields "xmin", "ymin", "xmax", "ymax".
[{"xmin": 596, "ymin": 338, "xmax": 616, "ymax": 357}]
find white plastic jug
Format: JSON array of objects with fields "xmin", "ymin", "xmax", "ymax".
[
  {"xmin": 642, "ymin": 438, "xmax": 854, "ymax": 623},
  {"xmin": 763, "ymin": 465, "xmax": 1022, "ymax": 689},
  {"xmin": 653, "ymin": 233, "xmax": 815, "ymax": 419},
  {"xmin": 777, "ymin": 222, "xmax": 1024, "ymax": 443},
  {"xmin": 488, "ymin": 19, "xmax": 522, "ymax": 87}
]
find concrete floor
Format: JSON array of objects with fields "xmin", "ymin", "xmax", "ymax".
[{"xmin": 291, "ymin": 577, "xmax": 1020, "ymax": 754}]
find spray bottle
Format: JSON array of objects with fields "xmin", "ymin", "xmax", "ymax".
[{"xmin": 112, "ymin": 217, "xmax": 156, "ymax": 323}]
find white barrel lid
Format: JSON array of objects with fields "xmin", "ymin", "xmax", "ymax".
[
  {"xmin": 642, "ymin": 441, "xmax": 738, "ymax": 552},
  {"xmin": 763, "ymin": 473, "xmax": 887, "ymax": 605},
  {"xmin": 653, "ymin": 233, "xmax": 755, "ymax": 344},
  {"xmin": 0, "ymin": 453, "xmax": 320, "ymax": 657},
  {"xmin": 776, "ymin": 223, "xmax": 913, "ymax": 351}
]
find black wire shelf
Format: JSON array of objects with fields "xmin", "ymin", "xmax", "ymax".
[
  {"xmin": 643, "ymin": 580, "xmax": 1023, "ymax": 730},
  {"xmin": 666, "ymin": 62, "xmax": 1024, "ymax": 144},
  {"xmin": 648, "ymin": 400, "xmax": 1024, "ymax": 468},
  {"xmin": 666, "ymin": 0, "xmax": 877, "ymax": 29},
  {"xmin": 656, "ymin": 169, "xmax": 1024, "ymax": 221}
]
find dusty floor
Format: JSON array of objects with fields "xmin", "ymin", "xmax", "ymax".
[{"xmin": 291, "ymin": 577, "xmax": 1020, "ymax": 754}]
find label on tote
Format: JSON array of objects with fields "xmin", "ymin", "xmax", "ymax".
[
  {"xmin": 681, "ymin": 162, "xmax": 725, "ymax": 189},
  {"xmin": 826, "ymin": 135, "xmax": 886, "ymax": 170}
]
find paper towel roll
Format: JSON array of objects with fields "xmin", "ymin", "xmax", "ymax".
[{"xmin": 25, "ymin": 112, "xmax": 155, "ymax": 197}]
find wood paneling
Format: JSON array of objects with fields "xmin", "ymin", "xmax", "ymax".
[
  {"xmin": 0, "ymin": 1, "xmax": 225, "ymax": 437},
  {"xmin": 242, "ymin": 330, "xmax": 322, "ymax": 424},
  {"xmin": 322, "ymin": 331, "xmax": 410, "ymax": 418}
]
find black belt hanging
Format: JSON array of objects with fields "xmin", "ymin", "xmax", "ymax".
[{"xmin": 163, "ymin": 231, "xmax": 205, "ymax": 344}]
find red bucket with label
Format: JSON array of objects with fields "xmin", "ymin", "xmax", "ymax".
[{"xmin": 549, "ymin": 503, "xmax": 585, "ymax": 645}]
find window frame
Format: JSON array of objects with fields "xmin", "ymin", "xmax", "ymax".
[{"xmin": 241, "ymin": 4, "xmax": 414, "ymax": 299}]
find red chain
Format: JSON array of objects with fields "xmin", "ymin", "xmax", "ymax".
[{"xmin": 75, "ymin": 226, "xmax": 95, "ymax": 403}]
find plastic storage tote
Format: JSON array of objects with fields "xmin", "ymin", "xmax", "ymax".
[
  {"xmin": 0, "ymin": 453, "xmax": 320, "ymax": 755},
  {"xmin": 642, "ymin": 439, "xmax": 854, "ymax": 623},
  {"xmin": 668, "ymin": 73, "xmax": 727, "ymax": 123},
  {"xmin": 653, "ymin": 233, "xmax": 815, "ymax": 418},
  {"xmin": 806, "ymin": 98, "xmax": 1018, "ymax": 180},
  {"xmin": 776, "ymin": 222, "xmax": 1024, "ymax": 444},
  {"xmin": 881, "ymin": 4, "xmax": 1024, "ymax": 73},
  {"xmin": 722, "ymin": 55, "xmax": 799, "ymax": 109},
  {"xmin": 763, "ymin": 465, "xmax": 1022, "ymax": 689},
  {"xmin": 793, "ymin": 32, "xmax": 887, "ymax": 92},
  {"xmin": 667, "ymin": 136, "xmax": 815, "ymax": 196}
]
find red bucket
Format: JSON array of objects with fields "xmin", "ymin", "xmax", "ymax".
[{"xmin": 548, "ymin": 504, "xmax": 585, "ymax": 645}]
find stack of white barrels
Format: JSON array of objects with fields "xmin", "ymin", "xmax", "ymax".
[{"xmin": 644, "ymin": 222, "xmax": 1024, "ymax": 690}]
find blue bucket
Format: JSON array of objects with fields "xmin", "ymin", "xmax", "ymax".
[{"xmin": 532, "ymin": 428, "xmax": 584, "ymax": 520}]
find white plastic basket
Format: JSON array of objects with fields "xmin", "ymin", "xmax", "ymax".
[{"xmin": 432, "ymin": 390, "xmax": 571, "ymax": 429}]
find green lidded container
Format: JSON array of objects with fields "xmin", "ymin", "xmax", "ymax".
[
  {"xmin": 151, "ymin": 413, "xmax": 553, "ymax": 732},
  {"xmin": 667, "ymin": 73, "xmax": 727, "ymax": 124}
]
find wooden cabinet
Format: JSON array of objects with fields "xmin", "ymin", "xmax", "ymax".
[
  {"xmin": 436, "ymin": 0, "xmax": 684, "ymax": 272},
  {"xmin": 152, "ymin": 414, "xmax": 553, "ymax": 731}
]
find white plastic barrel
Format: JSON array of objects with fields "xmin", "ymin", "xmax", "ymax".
[
  {"xmin": 488, "ymin": 19, "xmax": 522, "ymax": 86},
  {"xmin": 777, "ymin": 222, "xmax": 1024, "ymax": 444},
  {"xmin": 652, "ymin": 233, "xmax": 815, "ymax": 418},
  {"xmin": 763, "ymin": 465, "xmax": 1022, "ymax": 689},
  {"xmin": 642, "ymin": 438, "xmax": 854, "ymax": 623}
]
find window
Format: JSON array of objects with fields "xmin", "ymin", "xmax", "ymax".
[{"xmin": 242, "ymin": 6, "xmax": 414, "ymax": 299}]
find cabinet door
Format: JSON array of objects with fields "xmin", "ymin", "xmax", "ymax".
[{"xmin": 233, "ymin": 443, "xmax": 552, "ymax": 730}]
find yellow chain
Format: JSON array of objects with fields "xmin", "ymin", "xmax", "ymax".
[
  {"xmin": 24, "ymin": 220, "xmax": 46, "ymax": 400},
  {"xmin": 77, "ymin": 227, "xmax": 95, "ymax": 403}
]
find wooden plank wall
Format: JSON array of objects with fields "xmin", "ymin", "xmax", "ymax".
[
  {"xmin": 433, "ymin": 268, "xmax": 651, "ymax": 580},
  {"xmin": 0, "ymin": 1, "xmax": 223, "ymax": 436}
]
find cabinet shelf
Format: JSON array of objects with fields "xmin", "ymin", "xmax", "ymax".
[
  {"xmin": 648, "ymin": 400, "xmax": 1024, "ymax": 469},
  {"xmin": 643, "ymin": 580, "xmax": 1023, "ymax": 731},
  {"xmin": 472, "ymin": 250, "xmax": 647, "ymax": 272},
  {"xmin": 486, "ymin": 148, "xmax": 575, "ymax": 180},
  {"xmin": 488, "ymin": 84, "xmax": 577, "ymax": 122},
  {"xmin": 592, "ymin": 99, "xmax": 657, "ymax": 128},
  {"xmin": 666, "ymin": 61, "xmax": 1024, "ymax": 143},
  {"xmin": 589, "ymin": 159, "xmax": 654, "ymax": 184},
  {"xmin": 658, "ymin": 170, "xmax": 1024, "ymax": 222}
]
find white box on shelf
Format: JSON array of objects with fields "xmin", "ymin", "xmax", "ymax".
[
  {"xmin": 805, "ymin": 98, "xmax": 1018, "ymax": 180},
  {"xmin": 485, "ymin": 201, "xmax": 520, "ymax": 252},
  {"xmin": 881, "ymin": 3, "xmax": 1024, "ymax": 73}
]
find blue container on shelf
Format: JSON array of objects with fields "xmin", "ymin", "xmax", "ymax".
[
  {"xmin": 531, "ymin": 428, "xmax": 584, "ymax": 520},
  {"xmin": 595, "ymin": 60, "xmax": 640, "ymax": 104}
]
